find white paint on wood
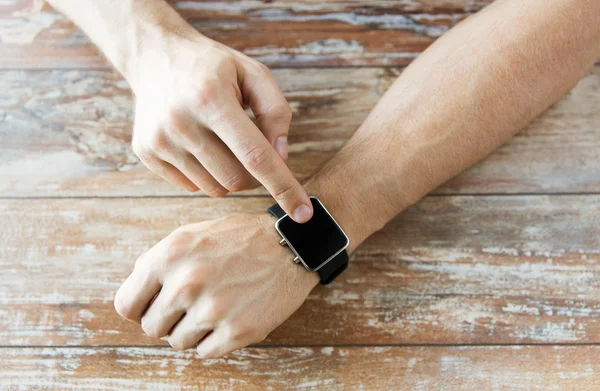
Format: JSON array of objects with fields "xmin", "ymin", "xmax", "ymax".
[
  {"xmin": 2, "ymin": 346, "xmax": 600, "ymax": 390},
  {"xmin": 1, "ymin": 68, "xmax": 599, "ymax": 196},
  {"xmin": 0, "ymin": 0, "xmax": 56, "ymax": 45}
]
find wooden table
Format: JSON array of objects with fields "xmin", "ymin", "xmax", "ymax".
[{"xmin": 1, "ymin": 1, "xmax": 599, "ymax": 389}]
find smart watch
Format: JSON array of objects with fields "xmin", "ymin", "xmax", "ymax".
[{"xmin": 267, "ymin": 196, "xmax": 349, "ymax": 285}]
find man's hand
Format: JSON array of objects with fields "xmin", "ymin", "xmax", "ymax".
[
  {"xmin": 129, "ymin": 35, "xmax": 312, "ymax": 220},
  {"xmin": 114, "ymin": 214, "xmax": 319, "ymax": 358},
  {"xmin": 46, "ymin": 0, "xmax": 314, "ymax": 223}
]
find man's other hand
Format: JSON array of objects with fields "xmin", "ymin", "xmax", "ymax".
[
  {"xmin": 128, "ymin": 33, "xmax": 313, "ymax": 223},
  {"xmin": 113, "ymin": 214, "xmax": 319, "ymax": 358}
]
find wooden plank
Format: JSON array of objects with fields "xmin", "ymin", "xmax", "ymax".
[
  {"xmin": 1, "ymin": 346, "xmax": 599, "ymax": 390},
  {"xmin": 1, "ymin": 196, "xmax": 599, "ymax": 346},
  {"xmin": 0, "ymin": 0, "xmax": 493, "ymax": 69},
  {"xmin": 1, "ymin": 67, "xmax": 599, "ymax": 197}
]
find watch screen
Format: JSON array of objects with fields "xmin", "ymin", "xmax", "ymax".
[{"xmin": 276, "ymin": 197, "xmax": 349, "ymax": 270}]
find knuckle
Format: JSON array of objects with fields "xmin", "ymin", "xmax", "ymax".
[
  {"xmin": 229, "ymin": 324, "xmax": 256, "ymax": 342},
  {"xmin": 132, "ymin": 139, "xmax": 149, "ymax": 160},
  {"xmin": 160, "ymin": 251, "xmax": 180, "ymax": 267},
  {"xmin": 241, "ymin": 144, "xmax": 271, "ymax": 173},
  {"xmin": 281, "ymin": 106, "xmax": 293, "ymax": 124},
  {"xmin": 222, "ymin": 172, "xmax": 253, "ymax": 192},
  {"xmin": 254, "ymin": 61, "xmax": 271, "ymax": 76},
  {"xmin": 168, "ymin": 278, "xmax": 206, "ymax": 308},
  {"xmin": 142, "ymin": 259, "xmax": 161, "ymax": 278},
  {"xmin": 177, "ymin": 156, "xmax": 193, "ymax": 173},
  {"xmin": 132, "ymin": 254, "xmax": 155, "ymax": 277},
  {"xmin": 168, "ymin": 337, "xmax": 188, "ymax": 351},
  {"xmin": 160, "ymin": 230, "xmax": 191, "ymax": 265},
  {"xmin": 141, "ymin": 318, "xmax": 161, "ymax": 338},
  {"xmin": 166, "ymin": 111, "xmax": 189, "ymax": 138},
  {"xmin": 171, "ymin": 285, "xmax": 197, "ymax": 308},
  {"xmin": 133, "ymin": 263, "xmax": 159, "ymax": 286},
  {"xmin": 169, "ymin": 227, "xmax": 194, "ymax": 247},
  {"xmin": 147, "ymin": 130, "xmax": 170, "ymax": 151},
  {"xmin": 202, "ymin": 297, "xmax": 227, "ymax": 324},
  {"xmin": 269, "ymin": 102, "xmax": 292, "ymax": 123},
  {"xmin": 185, "ymin": 262, "xmax": 216, "ymax": 283},
  {"xmin": 213, "ymin": 51, "xmax": 236, "ymax": 72},
  {"xmin": 113, "ymin": 292, "xmax": 133, "ymax": 319},
  {"xmin": 133, "ymin": 251, "xmax": 148, "ymax": 269},
  {"xmin": 191, "ymin": 141, "xmax": 210, "ymax": 158},
  {"xmin": 221, "ymin": 323, "xmax": 238, "ymax": 341},
  {"xmin": 204, "ymin": 186, "xmax": 228, "ymax": 198},
  {"xmin": 251, "ymin": 329, "xmax": 268, "ymax": 344},
  {"xmin": 273, "ymin": 183, "xmax": 296, "ymax": 202},
  {"xmin": 196, "ymin": 78, "xmax": 221, "ymax": 109}
]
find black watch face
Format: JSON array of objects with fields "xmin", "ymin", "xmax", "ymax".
[{"xmin": 276, "ymin": 197, "xmax": 349, "ymax": 271}]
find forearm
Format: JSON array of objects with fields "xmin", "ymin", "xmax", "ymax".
[
  {"xmin": 305, "ymin": 0, "xmax": 600, "ymax": 253},
  {"xmin": 46, "ymin": 0, "xmax": 199, "ymax": 86}
]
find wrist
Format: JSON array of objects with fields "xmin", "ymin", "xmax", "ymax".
[
  {"xmin": 257, "ymin": 214, "xmax": 319, "ymax": 291},
  {"xmin": 301, "ymin": 136, "xmax": 417, "ymax": 254},
  {"xmin": 301, "ymin": 151, "xmax": 386, "ymax": 255},
  {"xmin": 118, "ymin": 1, "xmax": 210, "ymax": 90},
  {"xmin": 302, "ymin": 180, "xmax": 371, "ymax": 255}
]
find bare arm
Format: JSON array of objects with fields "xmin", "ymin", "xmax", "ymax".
[
  {"xmin": 44, "ymin": 0, "xmax": 173, "ymax": 78},
  {"xmin": 305, "ymin": 0, "xmax": 600, "ymax": 252},
  {"xmin": 115, "ymin": 0, "xmax": 600, "ymax": 359},
  {"xmin": 46, "ymin": 0, "xmax": 314, "ymax": 222}
]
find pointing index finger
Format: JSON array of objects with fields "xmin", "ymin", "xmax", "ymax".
[{"xmin": 207, "ymin": 103, "xmax": 313, "ymax": 223}]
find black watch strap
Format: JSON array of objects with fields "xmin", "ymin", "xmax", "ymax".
[{"xmin": 267, "ymin": 203, "xmax": 348, "ymax": 285}]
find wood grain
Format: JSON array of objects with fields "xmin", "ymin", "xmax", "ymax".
[
  {"xmin": 1, "ymin": 196, "xmax": 599, "ymax": 346},
  {"xmin": 1, "ymin": 346, "xmax": 599, "ymax": 390},
  {"xmin": 3, "ymin": 1, "xmax": 599, "ymax": 387},
  {"xmin": 1, "ymin": 67, "xmax": 599, "ymax": 197},
  {"xmin": 0, "ymin": 0, "xmax": 493, "ymax": 69}
]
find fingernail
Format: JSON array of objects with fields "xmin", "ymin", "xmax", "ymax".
[
  {"xmin": 274, "ymin": 136, "xmax": 288, "ymax": 160},
  {"xmin": 292, "ymin": 204, "xmax": 312, "ymax": 223}
]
